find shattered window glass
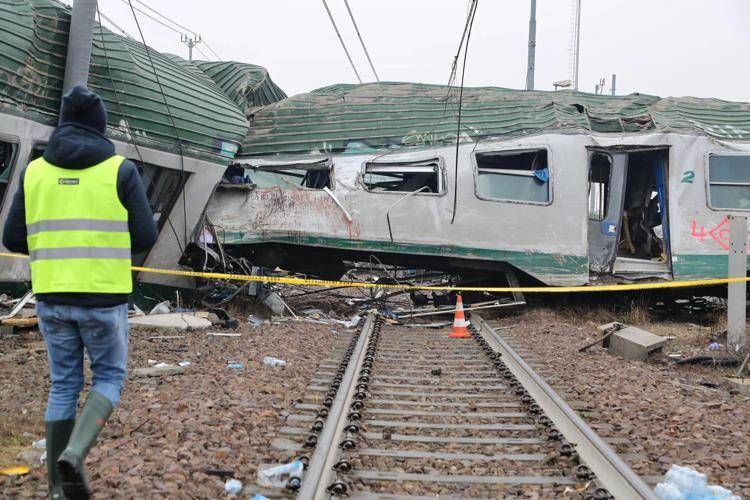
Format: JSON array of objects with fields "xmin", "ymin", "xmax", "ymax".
[
  {"xmin": 237, "ymin": 158, "xmax": 332, "ymax": 190},
  {"xmin": 708, "ymin": 155, "xmax": 750, "ymax": 210},
  {"xmin": 0, "ymin": 140, "xmax": 18, "ymax": 207},
  {"xmin": 134, "ymin": 161, "xmax": 188, "ymax": 231},
  {"xmin": 475, "ymin": 149, "xmax": 550, "ymax": 203},
  {"xmin": 363, "ymin": 159, "xmax": 443, "ymax": 193}
]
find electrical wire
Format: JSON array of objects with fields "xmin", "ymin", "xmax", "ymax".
[
  {"xmin": 133, "ymin": 0, "xmax": 197, "ymax": 36},
  {"xmin": 321, "ymin": 0, "xmax": 362, "ymax": 83},
  {"xmin": 450, "ymin": 0, "xmax": 478, "ymax": 224},
  {"xmin": 194, "ymin": 45, "xmax": 209, "ymax": 60},
  {"xmin": 117, "ymin": 0, "xmax": 181, "ymax": 35},
  {"xmin": 126, "ymin": 0, "xmax": 189, "ymax": 248},
  {"xmin": 342, "ymin": 0, "xmax": 379, "ymax": 82},
  {"xmin": 98, "ymin": 9, "xmax": 133, "ymax": 39},
  {"xmin": 202, "ymin": 41, "xmax": 222, "ymax": 61},
  {"xmin": 95, "ymin": 8, "xmax": 185, "ymax": 255}
]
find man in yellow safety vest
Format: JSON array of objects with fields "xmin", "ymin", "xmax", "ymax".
[{"xmin": 2, "ymin": 86, "xmax": 158, "ymax": 499}]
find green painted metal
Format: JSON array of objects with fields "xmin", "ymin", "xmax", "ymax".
[
  {"xmin": 0, "ymin": 0, "xmax": 249, "ymax": 162},
  {"xmin": 219, "ymin": 231, "xmax": 589, "ymax": 281},
  {"xmin": 194, "ymin": 61, "xmax": 286, "ymax": 118},
  {"xmin": 241, "ymin": 82, "xmax": 750, "ymax": 156}
]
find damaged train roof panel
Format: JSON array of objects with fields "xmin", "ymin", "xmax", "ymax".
[
  {"xmin": 0, "ymin": 0, "xmax": 259, "ymax": 161},
  {"xmin": 241, "ymin": 82, "xmax": 750, "ymax": 156}
]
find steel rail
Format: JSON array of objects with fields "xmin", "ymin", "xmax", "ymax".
[
  {"xmin": 298, "ymin": 313, "xmax": 376, "ymax": 499},
  {"xmin": 472, "ymin": 312, "xmax": 658, "ymax": 500}
]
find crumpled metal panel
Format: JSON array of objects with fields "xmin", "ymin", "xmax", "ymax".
[
  {"xmin": 0, "ymin": 0, "xmax": 248, "ymax": 161},
  {"xmin": 241, "ymin": 82, "xmax": 750, "ymax": 156}
]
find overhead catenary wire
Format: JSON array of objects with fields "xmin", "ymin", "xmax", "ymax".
[
  {"xmin": 450, "ymin": 0, "xmax": 478, "ymax": 225},
  {"xmin": 95, "ymin": 8, "xmax": 185, "ymax": 254},
  {"xmin": 202, "ymin": 41, "xmax": 222, "ymax": 61},
  {"xmin": 117, "ymin": 0, "xmax": 181, "ymax": 35},
  {"xmin": 98, "ymin": 9, "xmax": 133, "ymax": 39},
  {"xmin": 321, "ymin": 0, "xmax": 362, "ymax": 83},
  {"xmin": 342, "ymin": 0, "xmax": 379, "ymax": 82},
  {"xmin": 126, "ymin": 0, "xmax": 189, "ymax": 248},
  {"xmin": 133, "ymin": 0, "xmax": 197, "ymax": 36}
]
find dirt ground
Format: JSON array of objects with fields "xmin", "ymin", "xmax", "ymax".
[
  {"xmin": 484, "ymin": 302, "xmax": 750, "ymax": 498},
  {"xmin": 0, "ymin": 317, "xmax": 339, "ymax": 498},
  {"xmin": 0, "ymin": 294, "xmax": 748, "ymax": 498}
]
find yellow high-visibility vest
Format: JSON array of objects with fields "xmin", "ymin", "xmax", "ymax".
[{"xmin": 24, "ymin": 155, "xmax": 132, "ymax": 294}]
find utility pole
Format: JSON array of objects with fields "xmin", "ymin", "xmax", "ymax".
[
  {"xmin": 181, "ymin": 33, "xmax": 202, "ymax": 62},
  {"xmin": 571, "ymin": 0, "xmax": 582, "ymax": 90},
  {"xmin": 525, "ymin": 0, "xmax": 536, "ymax": 90},
  {"xmin": 61, "ymin": 0, "xmax": 98, "ymax": 112},
  {"xmin": 611, "ymin": 74, "xmax": 617, "ymax": 96}
]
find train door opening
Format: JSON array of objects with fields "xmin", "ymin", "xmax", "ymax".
[{"xmin": 587, "ymin": 148, "xmax": 671, "ymax": 278}]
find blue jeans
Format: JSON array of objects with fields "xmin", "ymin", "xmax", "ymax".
[{"xmin": 37, "ymin": 302, "xmax": 129, "ymax": 421}]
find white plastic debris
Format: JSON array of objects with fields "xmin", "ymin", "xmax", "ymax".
[
  {"xmin": 31, "ymin": 439, "xmax": 45, "ymax": 449},
  {"xmin": 336, "ymin": 314, "xmax": 361, "ymax": 329},
  {"xmin": 263, "ymin": 357, "xmax": 287, "ymax": 367},
  {"xmin": 256, "ymin": 460, "xmax": 303, "ymax": 488},
  {"xmin": 250, "ymin": 494, "xmax": 269, "ymax": 500},
  {"xmin": 224, "ymin": 478, "xmax": 242, "ymax": 494},
  {"xmin": 655, "ymin": 465, "xmax": 740, "ymax": 500},
  {"xmin": 178, "ymin": 360, "xmax": 191, "ymax": 367},
  {"xmin": 148, "ymin": 300, "xmax": 171, "ymax": 315}
]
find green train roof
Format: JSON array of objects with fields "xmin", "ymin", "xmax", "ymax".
[
  {"xmin": 0, "ymin": 0, "xmax": 268, "ymax": 162},
  {"xmin": 194, "ymin": 61, "xmax": 287, "ymax": 118},
  {"xmin": 240, "ymin": 82, "xmax": 750, "ymax": 156}
]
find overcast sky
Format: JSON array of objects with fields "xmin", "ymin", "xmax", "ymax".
[{"xmin": 85, "ymin": 0, "xmax": 750, "ymax": 101}]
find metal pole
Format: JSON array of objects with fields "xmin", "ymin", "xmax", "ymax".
[
  {"xmin": 728, "ymin": 215, "xmax": 747, "ymax": 352},
  {"xmin": 321, "ymin": 0, "xmax": 362, "ymax": 83},
  {"xmin": 61, "ymin": 0, "xmax": 98, "ymax": 112},
  {"xmin": 611, "ymin": 73, "xmax": 616, "ymax": 96},
  {"xmin": 572, "ymin": 0, "xmax": 581, "ymax": 90},
  {"xmin": 525, "ymin": 0, "xmax": 536, "ymax": 90}
]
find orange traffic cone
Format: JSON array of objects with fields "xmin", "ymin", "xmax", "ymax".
[{"xmin": 449, "ymin": 294, "xmax": 471, "ymax": 338}]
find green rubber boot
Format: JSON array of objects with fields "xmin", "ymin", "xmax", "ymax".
[
  {"xmin": 46, "ymin": 419, "xmax": 75, "ymax": 500},
  {"xmin": 57, "ymin": 392, "xmax": 113, "ymax": 500}
]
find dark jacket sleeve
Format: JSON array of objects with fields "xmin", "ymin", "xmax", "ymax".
[
  {"xmin": 2, "ymin": 169, "xmax": 29, "ymax": 255},
  {"xmin": 117, "ymin": 160, "xmax": 158, "ymax": 253}
]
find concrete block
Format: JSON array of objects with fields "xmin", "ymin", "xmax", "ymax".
[
  {"xmin": 608, "ymin": 326, "xmax": 666, "ymax": 361},
  {"xmin": 724, "ymin": 377, "xmax": 750, "ymax": 396}
]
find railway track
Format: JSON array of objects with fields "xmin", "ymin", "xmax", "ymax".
[{"xmin": 267, "ymin": 312, "xmax": 657, "ymax": 499}]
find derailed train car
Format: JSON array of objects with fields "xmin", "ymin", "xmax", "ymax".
[
  {"xmin": 0, "ymin": 0, "xmax": 285, "ymax": 294},
  {"xmin": 206, "ymin": 83, "xmax": 750, "ymax": 286}
]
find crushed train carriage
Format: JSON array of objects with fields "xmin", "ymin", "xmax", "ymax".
[
  {"xmin": 0, "ymin": 0, "xmax": 285, "ymax": 292},
  {"xmin": 205, "ymin": 82, "xmax": 750, "ymax": 286}
]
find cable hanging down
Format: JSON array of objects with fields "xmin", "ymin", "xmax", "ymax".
[
  {"xmin": 321, "ymin": 0, "xmax": 362, "ymax": 83},
  {"xmin": 125, "ymin": 0, "xmax": 189, "ymax": 248},
  {"xmin": 342, "ymin": 0, "xmax": 379, "ymax": 82},
  {"xmin": 450, "ymin": 0, "xmax": 479, "ymax": 225}
]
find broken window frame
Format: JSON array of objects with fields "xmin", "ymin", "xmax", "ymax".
[
  {"xmin": 0, "ymin": 135, "xmax": 19, "ymax": 210},
  {"xmin": 361, "ymin": 157, "xmax": 446, "ymax": 196},
  {"xmin": 234, "ymin": 157, "xmax": 334, "ymax": 190},
  {"xmin": 706, "ymin": 153, "xmax": 750, "ymax": 211},
  {"xmin": 472, "ymin": 147, "xmax": 552, "ymax": 206},
  {"xmin": 588, "ymin": 152, "xmax": 612, "ymax": 221}
]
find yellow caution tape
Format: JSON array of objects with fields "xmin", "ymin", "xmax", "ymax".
[{"xmin": 0, "ymin": 251, "xmax": 746, "ymax": 293}]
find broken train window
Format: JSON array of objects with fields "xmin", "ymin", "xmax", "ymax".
[
  {"xmin": 707, "ymin": 155, "xmax": 750, "ymax": 210},
  {"xmin": 232, "ymin": 158, "xmax": 333, "ymax": 189},
  {"xmin": 588, "ymin": 153, "xmax": 611, "ymax": 221},
  {"xmin": 475, "ymin": 149, "xmax": 550, "ymax": 203},
  {"xmin": 0, "ymin": 140, "xmax": 18, "ymax": 208},
  {"xmin": 363, "ymin": 158, "xmax": 444, "ymax": 194}
]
